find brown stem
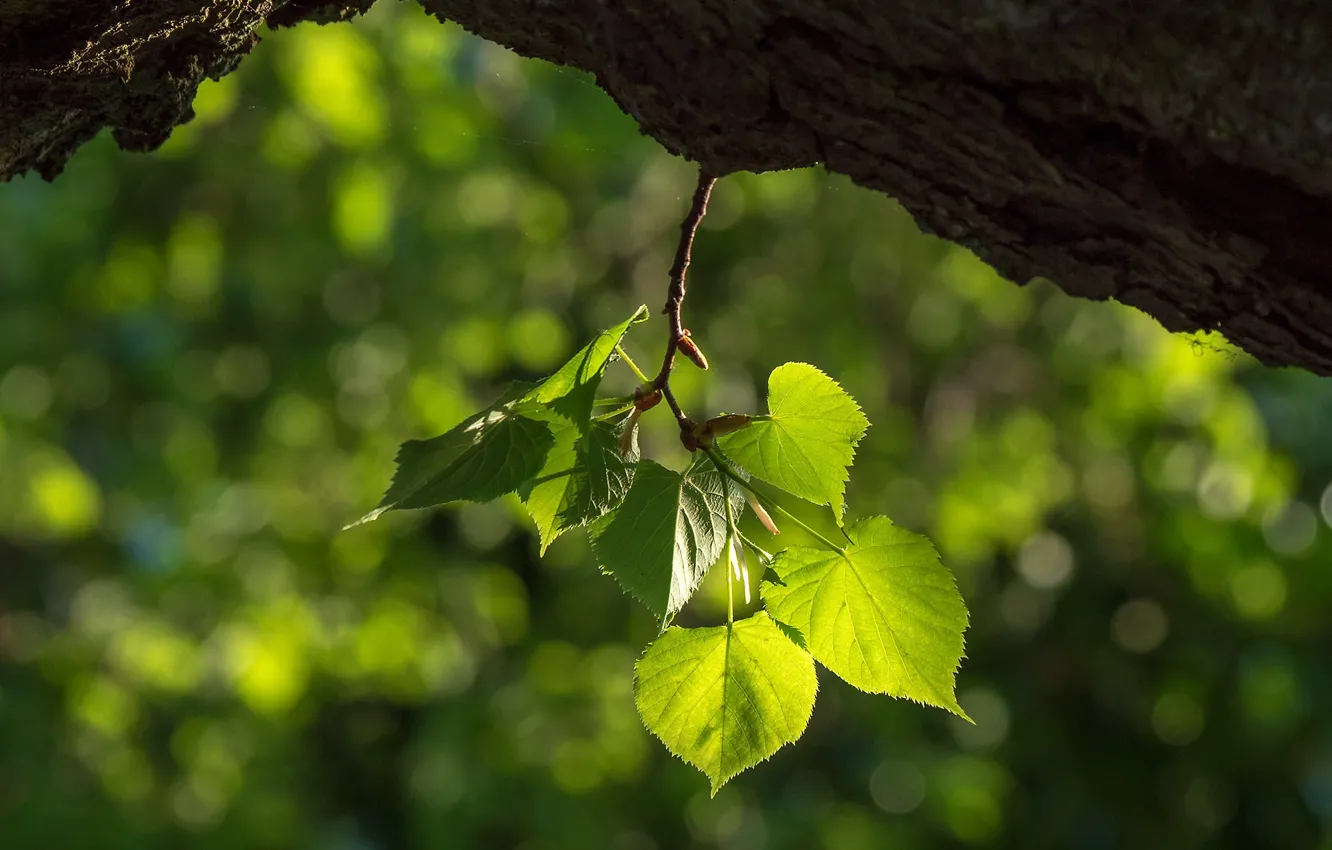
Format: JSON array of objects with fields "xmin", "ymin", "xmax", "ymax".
[
  {"xmin": 652, "ymin": 168, "xmax": 716, "ymax": 437},
  {"xmin": 660, "ymin": 383, "xmax": 687, "ymax": 423}
]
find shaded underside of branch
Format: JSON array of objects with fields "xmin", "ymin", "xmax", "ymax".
[{"xmin": 4, "ymin": 0, "xmax": 1332, "ymax": 374}]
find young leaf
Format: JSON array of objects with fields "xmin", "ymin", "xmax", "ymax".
[
  {"xmin": 761, "ymin": 516, "xmax": 969, "ymax": 716},
  {"xmin": 591, "ymin": 456, "xmax": 743, "ymax": 620},
  {"xmin": 349, "ymin": 394, "xmax": 554, "ymax": 527},
  {"xmin": 635, "ymin": 612, "xmax": 817, "ymax": 794},
  {"xmin": 521, "ymin": 415, "xmax": 638, "ymax": 553},
  {"xmin": 521, "ymin": 305, "xmax": 649, "ymax": 423},
  {"xmin": 717, "ymin": 362, "xmax": 868, "ymax": 520}
]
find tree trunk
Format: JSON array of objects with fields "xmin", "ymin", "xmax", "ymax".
[{"xmin": 4, "ymin": 1, "xmax": 1331, "ymax": 374}]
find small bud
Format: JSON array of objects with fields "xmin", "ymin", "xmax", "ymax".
[
  {"xmin": 633, "ymin": 386, "xmax": 662, "ymax": 412},
  {"xmin": 692, "ymin": 419, "xmax": 719, "ymax": 449},
  {"xmin": 689, "ymin": 414, "xmax": 747, "ymax": 450},
  {"xmin": 679, "ymin": 418, "xmax": 701, "ymax": 452},
  {"xmin": 702, "ymin": 413, "xmax": 751, "ymax": 438},
  {"xmin": 677, "ymin": 329, "xmax": 709, "ymax": 371},
  {"xmin": 746, "ymin": 491, "xmax": 780, "ymax": 535}
]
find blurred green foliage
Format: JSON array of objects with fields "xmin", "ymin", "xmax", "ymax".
[{"xmin": 3, "ymin": 4, "xmax": 1332, "ymax": 848}]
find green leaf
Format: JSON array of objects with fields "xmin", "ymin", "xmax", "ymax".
[
  {"xmin": 521, "ymin": 305, "xmax": 649, "ymax": 423},
  {"xmin": 349, "ymin": 392, "xmax": 554, "ymax": 527},
  {"xmin": 717, "ymin": 362, "xmax": 868, "ymax": 520},
  {"xmin": 761, "ymin": 516, "xmax": 968, "ymax": 716},
  {"xmin": 635, "ymin": 611, "xmax": 817, "ymax": 794},
  {"xmin": 591, "ymin": 456, "xmax": 743, "ymax": 620},
  {"xmin": 521, "ymin": 416, "xmax": 638, "ymax": 553}
]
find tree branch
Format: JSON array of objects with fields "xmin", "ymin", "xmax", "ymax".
[
  {"xmin": 6, "ymin": 1, "xmax": 1332, "ymax": 375},
  {"xmin": 651, "ymin": 169, "xmax": 716, "ymax": 436}
]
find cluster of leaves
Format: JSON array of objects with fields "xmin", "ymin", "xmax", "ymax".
[{"xmin": 355, "ymin": 306, "xmax": 970, "ymax": 792}]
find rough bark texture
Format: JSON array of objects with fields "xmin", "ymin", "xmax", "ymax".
[{"xmin": 4, "ymin": 1, "xmax": 1332, "ymax": 374}]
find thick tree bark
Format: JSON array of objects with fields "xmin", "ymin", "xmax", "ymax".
[{"xmin": 4, "ymin": 1, "xmax": 1331, "ymax": 375}]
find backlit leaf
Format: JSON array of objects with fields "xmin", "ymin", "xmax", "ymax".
[
  {"xmin": 717, "ymin": 362, "xmax": 868, "ymax": 520},
  {"xmin": 521, "ymin": 415, "xmax": 638, "ymax": 552},
  {"xmin": 521, "ymin": 305, "xmax": 649, "ymax": 424},
  {"xmin": 350, "ymin": 387, "xmax": 553, "ymax": 527},
  {"xmin": 635, "ymin": 612, "xmax": 817, "ymax": 794},
  {"xmin": 591, "ymin": 456, "xmax": 743, "ymax": 620},
  {"xmin": 762, "ymin": 516, "xmax": 968, "ymax": 716}
]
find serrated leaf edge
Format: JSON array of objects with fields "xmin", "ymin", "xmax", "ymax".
[
  {"xmin": 761, "ymin": 516, "xmax": 970, "ymax": 719},
  {"xmin": 632, "ymin": 612, "xmax": 819, "ymax": 793}
]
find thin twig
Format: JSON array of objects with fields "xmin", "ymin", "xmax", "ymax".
[{"xmin": 652, "ymin": 168, "xmax": 716, "ymax": 434}]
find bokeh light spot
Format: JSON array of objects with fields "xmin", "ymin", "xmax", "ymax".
[
  {"xmin": 507, "ymin": 309, "xmax": 570, "ymax": 371},
  {"xmin": 1261, "ymin": 500, "xmax": 1317, "ymax": 555},
  {"xmin": 1016, "ymin": 531, "xmax": 1075, "ymax": 590},
  {"xmin": 31, "ymin": 459, "xmax": 102, "ymax": 535},
  {"xmin": 1152, "ymin": 692, "xmax": 1205, "ymax": 745},
  {"xmin": 1111, "ymin": 599, "xmax": 1169, "ymax": 653},
  {"xmin": 870, "ymin": 760, "xmax": 926, "ymax": 814},
  {"xmin": 1230, "ymin": 562, "xmax": 1287, "ymax": 620}
]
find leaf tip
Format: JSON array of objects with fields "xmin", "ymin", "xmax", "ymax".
[{"xmin": 941, "ymin": 693, "xmax": 972, "ymax": 723}]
